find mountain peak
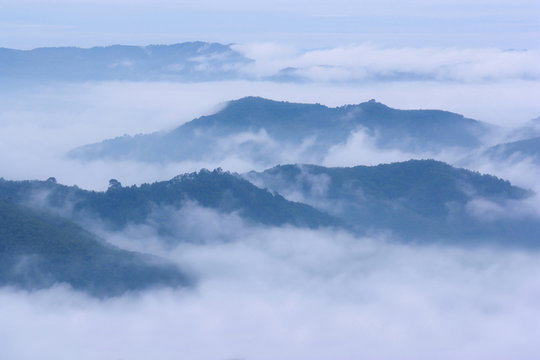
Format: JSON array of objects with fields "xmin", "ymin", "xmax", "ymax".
[
  {"xmin": 356, "ymin": 98, "xmax": 392, "ymax": 111},
  {"xmin": 69, "ymin": 96, "xmax": 489, "ymax": 163},
  {"xmin": 227, "ymin": 96, "xmax": 327, "ymax": 108}
]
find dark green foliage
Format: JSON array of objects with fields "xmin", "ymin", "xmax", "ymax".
[
  {"xmin": 0, "ymin": 169, "xmax": 336, "ymax": 232},
  {"xmin": 0, "ymin": 200, "xmax": 191, "ymax": 297},
  {"xmin": 246, "ymin": 160, "xmax": 538, "ymax": 246},
  {"xmin": 2, "ymin": 160, "xmax": 537, "ymax": 250},
  {"xmin": 69, "ymin": 97, "xmax": 491, "ymax": 163}
]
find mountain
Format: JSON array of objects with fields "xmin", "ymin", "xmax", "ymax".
[
  {"xmin": 0, "ymin": 42, "xmax": 251, "ymax": 82},
  {"xmin": 1, "ymin": 161, "xmax": 536, "ymax": 247},
  {"xmin": 245, "ymin": 159, "xmax": 538, "ymax": 246},
  {"xmin": 484, "ymin": 136, "xmax": 540, "ymax": 164},
  {"xmin": 0, "ymin": 169, "xmax": 336, "ymax": 234},
  {"xmin": 68, "ymin": 97, "xmax": 491, "ymax": 164},
  {"xmin": 509, "ymin": 116, "xmax": 540, "ymax": 140},
  {"xmin": 0, "ymin": 200, "xmax": 190, "ymax": 297}
]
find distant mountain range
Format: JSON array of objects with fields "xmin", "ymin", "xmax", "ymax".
[
  {"xmin": 0, "ymin": 42, "xmax": 467, "ymax": 84},
  {"xmin": 0, "ymin": 42, "xmax": 251, "ymax": 82},
  {"xmin": 69, "ymin": 97, "xmax": 492, "ymax": 164}
]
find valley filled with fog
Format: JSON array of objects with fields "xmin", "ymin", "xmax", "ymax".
[
  {"xmin": 1, "ymin": 40, "xmax": 540, "ymax": 359},
  {"xmin": 3, "ymin": 227, "xmax": 540, "ymax": 360}
]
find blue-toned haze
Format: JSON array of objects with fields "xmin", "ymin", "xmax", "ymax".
[
  {"xmin": 1, "ymin": 1, "xmax": 540, "ymax": 359},
  {"xmin": 1, "ymin": 0, "xmax": 540, "ymax": 48}
]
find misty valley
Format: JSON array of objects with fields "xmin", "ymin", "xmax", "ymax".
[
  {"xmin": 1, "ymin": 41, "xmax": 540, "ymax": 360},
  {"xmin": 2, "ymin": 93, "xmax": 539, "ymax": 297}
]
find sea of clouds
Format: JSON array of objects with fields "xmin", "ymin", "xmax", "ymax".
[
  {"xmin": 1, "ymin": 42, "xmax": 540, "ymax": 359},
  {"xmin": 2, "ymin": 214, "xmax": 540, "ymax": 359}
]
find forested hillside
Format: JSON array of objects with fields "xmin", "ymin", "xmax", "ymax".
[
  {"xmin": 0, "ymin": 200, "xmax": 190, "ymax": 296},
  {"xmin": 246, "ymin": 160, "xmax": 537, "ymax": 245},
  {"xmin": 69, "ymin": 97, "xmax": 491, "ymax": 163}
]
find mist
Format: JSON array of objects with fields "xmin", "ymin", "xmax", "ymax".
[
  {"xmin": 1, "ymin": 77, "xmax": 539, "ymax": 189},
  {"xmin": 2, "ymin": 215, "xmax": 540, "ymax": 359},
  {"xmin": 233, "ymin": 44, "xmax": 540, "ymax": 83},
  {"xmin": 2, "ymin": 39, "xmax": 540, "ymax": 360}
]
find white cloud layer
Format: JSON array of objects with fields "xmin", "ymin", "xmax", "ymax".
[
  {"xmin": 233, "ymin": 44, "xmax": 540, "ymax": 82},
  {"xmin": 1, "ymin": 222, "xmax": 540, "ymax": 360},
  {"xmin": 1, "ymin": 45, "xmax": 539, "ymax": 358}
]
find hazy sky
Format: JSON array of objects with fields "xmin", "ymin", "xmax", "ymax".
[{"xmin": 1, "ymin": 0, "xmax": 539, "ymax": 49}]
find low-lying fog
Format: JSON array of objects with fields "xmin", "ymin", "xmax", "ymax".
[
  {"xmin": 1, "ymin": 78, "xmax": 539, "ymax": 190},
  {"xmin": 1, "ymin": 44, "xmax": 540, "ymax": 359},
  {"xmin": 2, "ymin": 215, "xmax": 540, "ymax": 359}
]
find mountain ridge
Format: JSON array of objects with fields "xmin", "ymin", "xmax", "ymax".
[
  {"xmin": 245, "ymin": 159, "xmax": 537, "ymax": 245},
  {"xmin": 2, "ymin": 159, "xmax": 536, "ymax": 246},
  {"xmin": 0, "ymin": 168, "xmax": 337, "ymax": 233},
  {"xmin": 484, "ymin": 136, "xmax": 540, "ymax": 163},
  {"xmin": 69, "ymin": 96, "xmax": 492, "ymax": 164},
  {"xmin": 0, "ymin": 42, "xmax": 251, "ymax": 82}
]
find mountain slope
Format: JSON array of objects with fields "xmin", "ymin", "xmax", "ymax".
[
  {"xmin": 0, "ymin": 42, "xmax": 251, "ymax": 82},
  {"xmin": 0, "ymin": 169, "xmax": 336, "ymax": 233},
  {"xmin": 0, "ymin": 200, "xmax": 191, "ymax": 297},
  {"xmin": 509, "ymin": 116, "xmax": 540, "ymax": 140},
  {"xmin": 2, "ymin": 161, "xmax": 536, "ymax": 247},
  {"xmin": 245, "ymin": 160, "xmax": 537, "ymax": 245},
  {"xmin": 484, "ymin": 136, "xmax": 540, "ymax": 163},
  {"xmin": 69, "ymin": 97, "xmax": 491, "ymax": 164}
]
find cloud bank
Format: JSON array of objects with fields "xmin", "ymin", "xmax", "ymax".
[
  {"xmin": 234, "ymin": 44, "xmax": 540, "ymax": 83},
  {"xmin": 1, "ymin": 45, "xmax": 539, "ymax": 357},
  {"xmin": 1, "ymin": 221, "xmax": 540, "ymax": 360}
]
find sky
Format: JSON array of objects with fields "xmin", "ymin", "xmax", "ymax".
[{"xmin": 1, "ymin": 0, "xmax": 540, "ymax": 49}]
